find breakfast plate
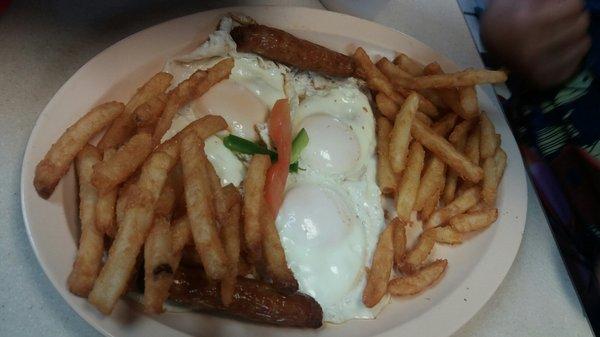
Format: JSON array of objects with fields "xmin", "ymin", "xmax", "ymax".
[{"xmin": 20, "ymin": 6, "xmax": 527, "ymax": 337}]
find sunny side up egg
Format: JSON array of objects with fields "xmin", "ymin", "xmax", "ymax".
[{"xmin": 161, "ymin": 17, "xmax": 387, "ymax": 323}]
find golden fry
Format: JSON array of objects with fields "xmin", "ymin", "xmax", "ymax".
[
  {"xmin": 393, "ymin": 53, "xmax": 424, "ymax": 76},
  {"xmin": 376, "ymin": 117, "xmax": 397, "ymax": 195},
  {"xmin": 261, "ymin": 202, "xmax": 298, "ymax": 294},
  {"xmin": 153, "ymin": 58, "xmax": 233, "ymax": 144},
  {"xmin": 34, "ymin": 101, "xmax": 124, "ymax": 198},
  {"xmin": 389, "ymin": 259, "xmax": 447, "ymax": 296},
  {"xmin": 88, "ymin": 148, "xmax": 177, "ymax": 314},
  {"xmin": 155, "ymin": 115, "xmax": 228, "ymax": 157},
  {"xmin": 220, "ymin": 187, "xmax": 242, "ymax": 306},
  {"xmin": 396, "ymin": 142, "xmax": 425, "ymax": 221},
  {"xmin": 401, "ymin": 233, "xmax": 435, "ymax": 273},
  {"xmin": 92, "ymin": 132, "xmax": 154, "ymax": 194},
  {"xmin": 134, "ymin": 93, "xmax": 167, "ymax": 133},
  {"xmin": 362, "ymin": 222, "xmax": 394, "ymax": 308},
  {"xmin": 427, "ymin": 186, "xmax": 481, "ymax": 228},
  {"xmin": 376, "ymin": 58, "xmax": 439, "ymax": 118},
  {"xmin": 465, "ymin": 127, "xmax": 481, "ymax": 166},
  {"xmin": 392, "ymin": 218, "xmax": 407, "ymax": 268},
  {"xmin": 451, "ymin": 208, "xmax": 499, "ymax": 232},
  {"xmin": 67, "ymin": 145, "xmax": 103, "ymax": 297},
  {"xmin": 414, "ymin": 157, "xmax": 445, "ymax": 212},
  {"xmin": 424, "ymin": 226, "xmax": 463, "ymax": 244},
  {"xmin": 389, "ymin": 92, "xmax": 419, "ymax": 174},
  {"xmin": 95, "ymin": 149, "xmax": 118, "ymax": 236},
  {"xmin": 180, "ymin": 133, "xmax": 229, "ymax": 280},
  {"xmin": 243, "ymin": 154, "xmax": 271, "ymax": 264},
  {"xmin": 353, "ymin": 47, "xmax": 404, "ymax": 104},
  {"xmin": 151, "ymin": 70, "xmax": 207, "ymax": 144},
  {"xmin": 480, "ymin": 113, "xmax": 499, "ymax": 160},
  {"xmin": 482, "ymin": 148, "xmax": 507, "ymax": 205},
  {"xmin": 412, "ymin": 119, "xmax": 483, "ymax": 183},
  {"xmin": 421, "ymin": 188, "xmax": 441, "ymax": 220},
  {"xmin": 143, "ymin": 184, "xmax": 176, "ymax": 314},
  {"xmin": 407, "ymin": 69, "xmax": 508, "ymax": 89},
  {"xmin": 375, "ymin": 92, "xmax": 398, "ymax": 120},
  {"xmin": 423, "ymin": 62, "xmax": 468, "ymax": 118},
  {"xmin": 98, "ymin": 73, "xmax": 172, "ymax": 150},
  {"xmin": 459, "ymin": 86, "xmax": 479, "ymax": 118}
]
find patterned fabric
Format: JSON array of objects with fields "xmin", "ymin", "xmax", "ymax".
[{"xmin": 501, "ymin": 5, "xmax": 600, "ymax": 332}]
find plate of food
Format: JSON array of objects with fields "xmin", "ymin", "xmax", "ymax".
[{"xmin": 20, "ymin": 6, "xmax": 526, "ymax": 337}]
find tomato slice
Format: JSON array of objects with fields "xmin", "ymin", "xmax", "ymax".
[{"xmin": 264, "ymin": 99, "xmax": 291, "ymax": 217}]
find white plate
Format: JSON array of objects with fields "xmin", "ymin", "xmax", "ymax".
[{"xmin": 20, "ymin": 6, "xmax": 527, "ymax": 337}]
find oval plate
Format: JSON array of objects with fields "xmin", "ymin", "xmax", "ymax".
[{"xmin": 20, "ymin": 6, "xmax": 527, "ymax": 337}]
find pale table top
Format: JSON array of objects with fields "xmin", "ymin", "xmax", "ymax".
[{"xmin": 0, "ymin": 0, "xmax": 593, "ymax": 336}]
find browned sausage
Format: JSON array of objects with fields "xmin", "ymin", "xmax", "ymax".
[
  {"xmin": 231, "ymin": 24, "xmax": 355, "ymax": 78},
  {"xmin": 169, "ymin": 267, "xmax": 323, "ymax": 328}
]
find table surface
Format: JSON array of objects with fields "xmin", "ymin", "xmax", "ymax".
[{"xmin": 0, "ymin": 1, "xmax": 594, "ymax": 336}]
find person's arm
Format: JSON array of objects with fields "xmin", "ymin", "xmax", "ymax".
[{"xmin": 481, "ymin": 0, "xmax": 591, "ymax": 90}]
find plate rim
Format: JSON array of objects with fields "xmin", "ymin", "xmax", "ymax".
[{"xmin": 20, "ymin": 5, "xmax": 527, "ymax": 337}]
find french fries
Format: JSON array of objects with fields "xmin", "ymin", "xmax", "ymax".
[
  {"xmin": 261, "ymin": 202, "xmax": 298, "ymax": 293},
  {"xmin": 88, "ymin": 148, "xmax": 178, "ymax": 314},
  {"xmin": 407, "ymin": 69, "xmax": 508, "ymax": 89},
  {"xmin": 459, "ymin": 86, "xmax": 479, "ymax": 118},
  {"xmin": 376, "ymin": 58, "xmax": 439, "ymax": 118},
  {"xmin": 412, "ymin": 119, "xmax": 483, "ymax": 183},
  {"xmin": 67, "ymin": 145, "xmax": 104, "ymax": 297},
  {"xmin": 353, "ymin": 47, "xmax": 404, "ymax": 105},
  {"xmin": 143, "ymin": 184, "xmax": 176, "ymax": 313},
  {"xmin": 220, "ymin": 186, "xmax": 242, "ymax": 306},
  {"xmin": 92, "ymin": 132, "xmax": 153, "ymax": 194},
  {"xmin": 36, "ymin": 28, "xmax": 514, "ymax": 323},
  {"xmin": 396, "ymin": 142, "xmax": 425, "ymax": 221},
  {"xmin": 401, "ymin": 233, "xmax": 435, "ymax": 273},
  {"xmin": 151, "ymin": 70, "xmax": 207, "ymax": 145},
  {"xmin": 134, "ymin": 93, "xmax": 168, "ymax": 133},
  {"xmin": 465, "ymin": 128, "xmax": 481, "ymax": 166},
  {"xmin": 376, "ymin": 117, "xmax": 397, "ymax": 195},
  {"xmin": 95, "ymin": 149, "xmax": 118, "ymax": 237},
  {"xmin": 424, "ymin": 226, "xmax": 463, "ymax": 244},
  {"xmin": 414, "ymin": 157, "xmax": 445, "ymax": 212},
  {"xmin": 152, "ymin": 58, "xmax": 234, "ymax": 144},
  {"xmin": 414, "ymin": 115, "xmax": 457, "ymax": 212},
  {"xmin": 393, "ymin": 53, "xmax": 424, "ymax": 76},
  {"xmin": 451, "ymin": 208, "xmax": 498, "ymax": 232},
  {"xmin": 389, "ymin": 92, "xmax": 419, "ymax": 174},
  {"xmin": 34, "ymin": 101, "xmax": 124, "ymax": 198},
  {"xmin": 363, "ymin": 222, "xmax": 394, "ymax": 308},
  {"xmin": 375, "ymin": 92, "xmax": 398, "ymax": 120},
  {"xmin": 180, "ymin": 133, "xmax": 229, "ymax": 280},
  {"xmin": 480, "ymin": 113, "xmax": 499, "ymax": 160},
  {"xmin": 243, "ymin": 154, "xmax": 271, "ymax": 264},
  {"xmin": 442, "ymin": 119, "xmax": 477, "ymax": 203},
  {"xmin": 423, "ymin": 62, "xmax": 468, "ymax": 119},
  {"xmin": 98, "ymin": 73, "xmax": 172, "ymax": 150},
  {"xmin": 388, "ymin": 259, "xmax": 447, "ymax": 296},
  {"xmin": 482, "ymin": 148, "xmax": 507, "ymax": 205},
  {"xmin": 392, "ymin": 218, "xmax": 407, "ymax": 268},
  {"xmin": 427, "ymin": 186, "xmax": 481, "ymax": 228}
]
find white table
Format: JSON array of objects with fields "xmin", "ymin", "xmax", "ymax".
[{"xmin": 0, "ymin": 1, "xmax": 593, "ymax": 336}]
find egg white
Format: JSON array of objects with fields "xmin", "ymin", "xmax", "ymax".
[{"xmin": 161, "ymin": 17, "xmax": 388, "ymax": 323}]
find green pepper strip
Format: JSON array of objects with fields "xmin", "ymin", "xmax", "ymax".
[{"xmin": 222, "ymin": 129, "xmax": 309, "ymax": 173}]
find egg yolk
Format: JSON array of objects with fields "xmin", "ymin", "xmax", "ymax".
[
  {"xmin": 297, "ymin": 114, "xmax": 361, "ymax": 174},
  {"xmin": 190, "ymin": 79, "xmax": 267, "ymax": 141}
]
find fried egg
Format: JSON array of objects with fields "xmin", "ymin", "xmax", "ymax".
[{"xmin": 162, "ymin": 17, "xmax": 387, "ymax": 323}]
